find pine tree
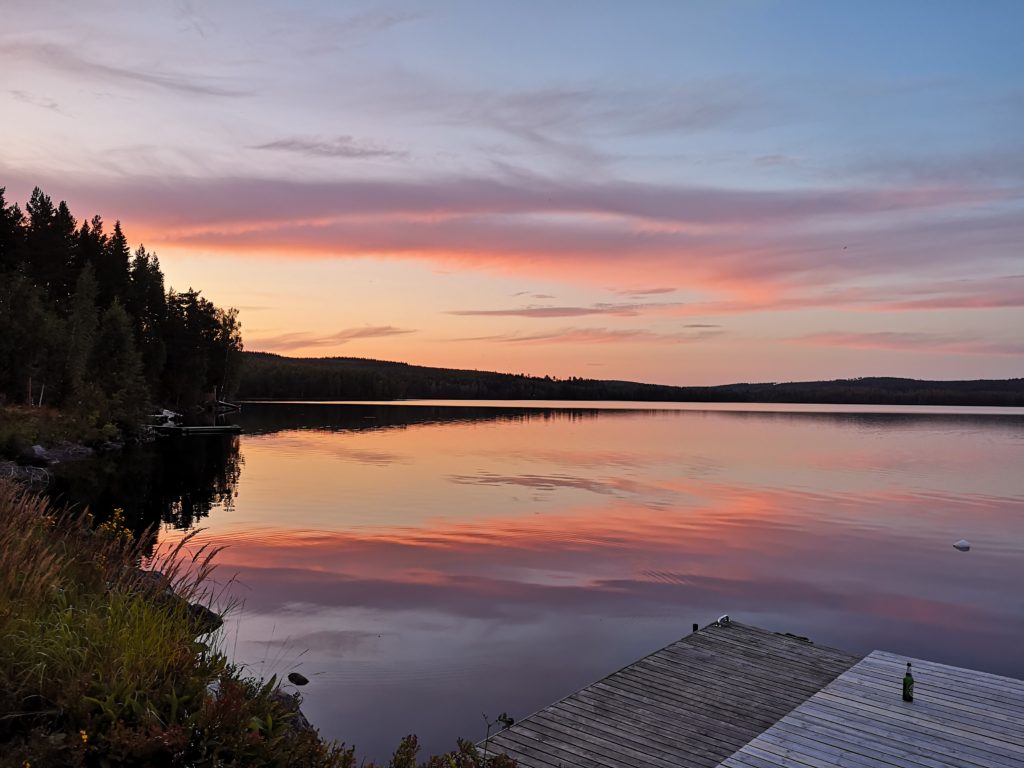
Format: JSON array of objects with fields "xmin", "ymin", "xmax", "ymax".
[
  {"xmin": 90, "ymin": 300, "xmax": 150, "ymax": 430},
  {"xmin": 0, "ymin": 187, "xmax": 25, "ymax": 272},
  {"xmin": 75, "ymin": 215, "xmax": 107, "ymax": 279},
  {"xmin": 0, "ymin": 272, "xmax": 63, "ymax": 405},
  {"xmin": 129, "ymin": 244, "xmax": 168, "ymax": 386},
  {"xmin": 64, "ymin": 263, "xmax": 100, "ymax": 411},
  {"xmin": 25, "ymin": 187, "xmax": 77, "ymax": 303},
  {"xmin": 96, "ymin": 220, "xmax": 131, "ymax": 308}
]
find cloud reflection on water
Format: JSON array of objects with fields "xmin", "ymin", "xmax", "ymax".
[{"xmin": 156, "ymin": 403, "xmax": 1023, "ymax": 759}]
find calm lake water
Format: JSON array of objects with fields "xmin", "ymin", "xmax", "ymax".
[{"xmin": 53, "ymin": 401, "xmax": 1024, "ymax": 760}]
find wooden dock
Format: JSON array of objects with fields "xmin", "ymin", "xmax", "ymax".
[
  {"xmin": 720, "ymin": 649, "xmax": 1024, "ymax": 768},
  {"xmin": 482, "ymin": 621, "xmax": 860, "ymax": 768},
  {"xmin": 482, "ymin": 621, "xmax": 1024, "ymax": 767},
  {"xmin": 153, "ymin": 424, "xmax": 242, "ymax": 436}
]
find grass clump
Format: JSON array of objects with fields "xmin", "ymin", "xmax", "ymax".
[
  {"xmin": 0, "ymin": 482, "xmax": 517, "ymax": 768},
  {"xmin": 0, "ymin": 481, "xmax": 347, "ymax": 767}
]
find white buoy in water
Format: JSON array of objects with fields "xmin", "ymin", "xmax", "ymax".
[{"xmin": 954, "ymin": 539, "xmax": 971, "ymax": 552}]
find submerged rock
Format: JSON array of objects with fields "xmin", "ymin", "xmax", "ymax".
[
  {"xmin": 287, "ymin": 672, "xmax": 309, "ymax": 686},
  {"xmin": 953, "ymin": 539, "xmax": 971, "ymax": 552}
]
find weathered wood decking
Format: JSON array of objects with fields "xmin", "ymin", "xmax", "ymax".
[
  {"xmin": 720, "ymin": 649, "xmax": 1024, "ymax": 768},
  {"xmin": 482, "ymin": 621, "xmax": 860, "ymax": 768}
]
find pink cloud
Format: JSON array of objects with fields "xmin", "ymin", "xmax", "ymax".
[
  {"xmin": 448, "ymin": 301, "xmax": 684, "ymax": 318},
  {"xmin": 5, "ymin": 170, "xmax": 1020, "ymax": 311}
]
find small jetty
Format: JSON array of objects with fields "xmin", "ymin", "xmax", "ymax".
[
  {"xmin": 153, "ymin": 424, "xmax": 242, "ymax": 436},
  {"xmin": 483, "ymin": 620, "xmax": 1024, "ymax": 767}
]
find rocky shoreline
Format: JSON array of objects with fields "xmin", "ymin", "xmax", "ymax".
[
  {"xmin": 0, "ymin": 431, "xmax": 147, "ymax": 485},
  {"xmin": 1, "ymin": 441, "xmax": 101, "ymax": 485}
]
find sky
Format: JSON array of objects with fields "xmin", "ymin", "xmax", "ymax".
[{"xmin": 2, "ymin": 0, "xmax": 1022, "ymax": 385}]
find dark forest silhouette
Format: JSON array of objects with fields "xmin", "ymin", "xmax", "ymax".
[
  {"xmin": 0, "ymin": 185, "xmax": 243, "ymax": 432},
  {"xmin": 239, "ymin": 352, "xmax": 1024, "ymax": 407}
]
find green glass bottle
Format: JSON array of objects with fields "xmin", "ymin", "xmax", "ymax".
[{"xmin": 902, "ymin": 662, "xmax": 914, "ymax": 702}]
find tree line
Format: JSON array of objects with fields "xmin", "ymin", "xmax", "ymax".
[
  {"xmin": 0, "ymin": 185, "xmax": 243, "ymax": 432},
  {"xmin": 238, "ymin": 353, "xmax": 1024, "ymax": 407}
]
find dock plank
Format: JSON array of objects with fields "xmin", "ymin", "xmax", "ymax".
[
  {"xmin": 719, "ymin": 650, "xmax": 1024, "ymax": 768},
  {"xmin": 481, "ymin": 621, "xmax": 859, "ymax": 768}
]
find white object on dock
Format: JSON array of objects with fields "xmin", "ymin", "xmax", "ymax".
[{"xmin": 953, "ymin": 539, "xmax": 971, "ymax": 551}]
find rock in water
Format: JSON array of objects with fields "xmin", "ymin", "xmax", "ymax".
[
  {"xmin": 287, "ymin": 672, "xmax": 309, "ymax": 686},
  {"xmin": 953, "ymin": 539, "xmax": 971, "ymax": 552},
  {"xmin": 187, "ymin": 602, "xmax": 224, "ymax": 634}
]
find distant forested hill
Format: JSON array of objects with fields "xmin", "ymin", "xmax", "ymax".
[{"xmin": 238, "ymin": 352, "xmax": 1024, "ymax": 407}]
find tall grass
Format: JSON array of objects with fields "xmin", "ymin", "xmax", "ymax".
[
  {"xmin": 0, "ymin": 481, "xmax": 349, "ymax": 767},
  {"xmin": 0, "ymin": 482, "xmax": 517, "ymax": 767}
]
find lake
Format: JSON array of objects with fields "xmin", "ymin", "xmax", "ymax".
[{"xmin": 51, "ymin": 401, "xmax": 1024, "ymax": 761}]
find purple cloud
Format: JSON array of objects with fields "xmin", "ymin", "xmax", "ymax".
[
  {"xmin": 253, "ymin": 136, "xmax": 406, "ymax": 160},
  {"xmin": 0, "ymin": 42, "xmax": 246, "ymax": 97}
]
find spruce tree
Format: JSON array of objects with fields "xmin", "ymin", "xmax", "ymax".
[
  {"xmin": 25, "ymin": 188, "xmax": 77, "ymax": 304},
  {"xmin": 90, "ymin": 300, "xmax": 150, "ymax": 431},
  {"xmin": 64, "ymin": 263, "xmax": 100, "ymax": 412},
  {"xmin": 0, "ymin": 187, "xmax": 25, "ymax": 272},
  {"xmin": 96, "ymin": 220, "xmax": 130, "ymax": 308}
]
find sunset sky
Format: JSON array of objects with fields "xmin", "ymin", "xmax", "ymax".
[{"xmin": 2, "ymin": 1, "xmax": 1022, "ymax": 385}]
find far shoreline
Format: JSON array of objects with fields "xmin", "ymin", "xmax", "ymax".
[{"xmin": 238, "ymin": 398, "xmax": 1024, "ymax": 416}]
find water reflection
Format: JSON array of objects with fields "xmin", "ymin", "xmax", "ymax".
[
  {"xmin": 50, "ymin": 434, "xmax": 242, "ymax": 531},
  {"xmin": 52, "ymin": 402, "xmax": 1024, "ymax": 760}
]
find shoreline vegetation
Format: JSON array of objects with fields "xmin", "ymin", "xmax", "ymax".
[
  {"xmin": 0, "ymin": 481, "xmax": 516, "ymax": 767},
  {"xmin": 239, "ymin": 352, "xmax": 1024, "ymax": 407},
  {"xmin": 0, "ymin": 185, "xmax": 243, "ymax": 461}
]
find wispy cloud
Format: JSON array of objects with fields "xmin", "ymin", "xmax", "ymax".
[
  {"xmin": 8, "ymin": 89, "xmax": 63, "ymax": 113},
  {"xmin": 449, "ymin": 301, "xmax": 683, "ymax": 318},
  {"xmin": 436, "ymin": 79, "xmax": 770, "ymax": 171},
  {"xmin": 455, "ymin": 326, "xmax": 723, "ymax": 345},
  {"xmin": 253, "ymin": 136, "xmax": 407, "ymax": 160},
  {"xmin": 8, "ymin": 170, "xmax": 1020, "ymax": 309},
  {"xmin": 754, "ymin": 154, "xmax": 793, "ymax": 167},
  {"xmin": 0, "ymin": 42, "xmax": 246, "ymax": 97},
  {"xmin": 793, "ymin": 331, "xmax": 1024, "ymax": 356},
  {"xmin": 298, "ymin": 10, "xmax": 424, "ymax": 54},
  {"xmin": 249, "ymin": 325, "xmax": 415, "ymax": 352},
  {"xmin": 42, "ymin": 171, "xmax": 1010, "ymax": 240},
  {"xmin": 172, "ymin": 0, "xmax": 210, "ymax": 38},
  {"xmin": 615, "ymin": 287, "xmax": 677, "ymax": 297}
]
